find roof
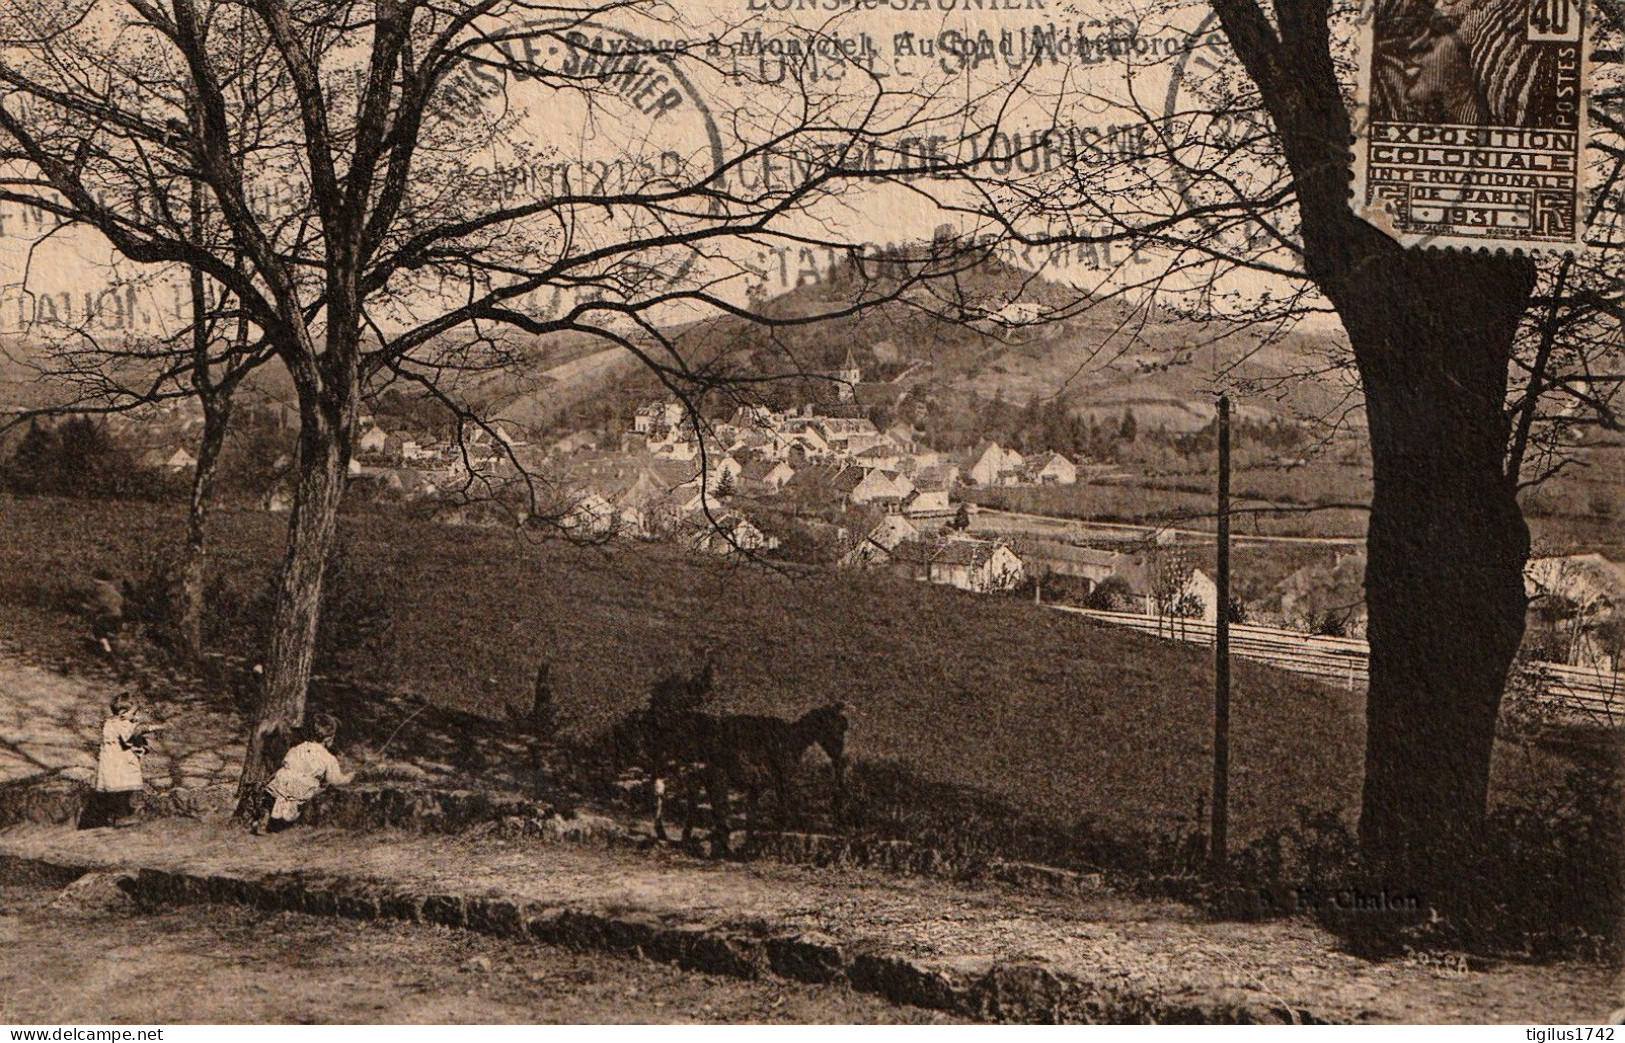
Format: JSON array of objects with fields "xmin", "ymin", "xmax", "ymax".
[
  {"xmin": 817, "ymin": 417, "xmax": 878, "ymax": 438},
  {"xmin": 893, "ymin": 535, "xmax": 1016, "ymax": 570},
  {"xmin": 913, "ymin": 464, "xmax": 957, "ymax": 491},
  {"xmin": 934, "ymin": 537, "xmax": 1005, "ymax": 569},
  {"xmin": 829, "ymin": 467, "xmax": 868, "ymax": 496},
  {"xmin": 739, "ymin": 458, "xmax": 788, "ymax": 482}
]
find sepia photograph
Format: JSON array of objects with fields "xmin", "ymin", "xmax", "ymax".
[{"xmin": 0, "ymin": 0, "xmax": 1620, "ymax": 1029}]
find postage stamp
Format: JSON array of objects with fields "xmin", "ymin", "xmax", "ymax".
[{"xmin": 1351, "ymin": 0, "xmax": 1589, "ymax": 252}]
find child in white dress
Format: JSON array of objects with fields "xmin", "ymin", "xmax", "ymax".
[
  {"xmin": 82, "ymin": 692, "xmax": 162, "ymax": 829},
  {"xmin": 256, "ymin": 712, "xmax": 354, "ymax": 834}
]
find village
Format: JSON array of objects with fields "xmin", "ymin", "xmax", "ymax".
[{"xmin": 42, "ymin": 348, "xmax": 1621, "ymax": 688}]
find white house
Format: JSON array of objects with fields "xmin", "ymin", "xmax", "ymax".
[
  {"xmin": 738, "ymin": 458, "xmax": 795, "ymax": 492},
  {"xmin": 896, "ymin": 535, "xmax": 1025, "ymax": 594},
  {"xmin": 691, "ymin": 513, "xmax": 780, "ymax": 555},
  {"xmin": 1028, "ymin": 451, "xmax": 1078, "ymax": 486},
  {"xmin": 839, "ymin": 514, "xmax": 920, "ymax": 568},
  {"xmin": 904, "ymin": 486, "xmax": 952, "ymax": 517},
  {"xmin": 1174, "ymin": 568, "xmax": 1220, "ymax": 623},
  {"xmin": 357, "ymin": 425, "xmax": 391, "ymax": 456},
  {"xmin": 634, "ymin": 401, "xmax": 686, "ymax": 434},
  {"xmin": 967, "ymin": 441, "xmax": 1025, "ymax": 487},
  {"xmin": 848, "ymin": 468, "xmax": 915, "ymax": 507},
  {"xmin": 934, "ymin": 537, "xmax": 1025, "ymax": 593},
  {"xmin": 650, "ymin": 433, "xmax": 699, "ymax": 461},
  {"xmin": 140, "ymin": 446, "xmax": 197, "ymax": 472},
  {"xmin": 709, "ymin": 454, "xmax": 744, "ymax": 488}
]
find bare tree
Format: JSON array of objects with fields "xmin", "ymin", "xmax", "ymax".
[
  {"xmin": 0, "ymin": 255, "xmax": 274, "ymax": 660},
  {"xmin": 0, "ymin": 0, "xmax": 1033, "ymax": 811}
]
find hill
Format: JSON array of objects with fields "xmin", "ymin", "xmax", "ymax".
[
  {"xmin": 3, "ymin": 494, "xmax": 1590, "ymax": 855},
  {"xmin": 466, "ymin": 252, "xmax": 1361, "ymax": 442}
]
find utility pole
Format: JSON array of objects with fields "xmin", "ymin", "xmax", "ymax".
[{"xmin": 1211, "ymin": 393, "xmax": 1232, "ymax": 877}]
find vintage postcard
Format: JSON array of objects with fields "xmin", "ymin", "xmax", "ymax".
[{"xmin": 0, "ymin": 0, "xmax": 1619, "ymax": 1031}]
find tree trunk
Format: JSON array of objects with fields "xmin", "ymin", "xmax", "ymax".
[
  {"xmin": 1285, "ymin": 125, "xmax": 1536, "ymax": 907},
  {"xmin": 1206, "ymin": 0, "xmax": 1539, "ymax": 909},
  {"xmin": 1337, "ymin": 255, "xmax": 1534, "ymax": 905},
  {"xmin": 233, "ymin": 398, "xmax": 353, "ymax": 816},
  {"xmin": 178, "ymin": 390, "xmax": 232, "ymax": 660}
]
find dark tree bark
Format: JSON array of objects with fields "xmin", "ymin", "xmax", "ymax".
[
  {"xmin": 1211, "ymin": 0, "xmax": 1536, "ymax": 902},
  {"xmin": 178, "ymin": 385, "xmax": 232, "ymax": 660},
  {"xmin": 233, "ymin": 372, "xmax": 355, "ymax": 813}
]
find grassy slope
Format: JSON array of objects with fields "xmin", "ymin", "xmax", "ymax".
[{"xmin": 0, "ymin": 493, "xmax": 1583, "ymax": 848}]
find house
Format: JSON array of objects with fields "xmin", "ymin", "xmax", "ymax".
[
  {"xmin": 967, "ymin": 441, "xmax": 1024, "ymax": 487},
  {"xmin": 903, "ymin": 464, "xmax": 957, "ymax": 517},
  {"xmin": 264, "ymin": 481, "xmax": 294, "ymax": 514},
  {"xmin": 1035, "ymin": 544, "xmax": 1135, "ymax": 585},
  {"xmin": 649, "ymin": 429, "xmax": 699, "ymax": 460},
  {"xmin": 561, "ymin": 491, "xmax": 618, "ymax": 536},
  {"xmin": 378, "ymin": 467, "xmax": 443, "ymax": 500},
  {"xmin": 903, "ymin": 486, "xmax": 952, "ymax": 517},
  {"xmin": 551, "ymin": 431, "xmax": 598, "ymax": 455},
  {"xmin": 934, "ymin": 537, "xmax": 1026, "ymax": 593},
  {"xmin": 689, "ymin": 512, "xmax": 780, "ymax": 555},
  {"xmin": 1027, "ymin": 451, "xmax": 1078, "ymax": 486},
  {"xmin": 730, "ymin": 405, "xmax": 777, "ymax": 429},
  {"xmin": 847, "ymin": 468, "xmax": 915, "ymax": 507},
  {"xmin": 782, "ymin": 462, "xmax": 853, "ymax": 512},
  {"xmin": 708, "ymin": 454, "xmax": 744, "ymax": 489},
  {"xmin": 1526, "ymin": 553, "xmax": 1625, "ymax": 610},
  {"xmin": 139, "ymin": 446, "xmax": 197, "ymax": 472},
  {"xmin": 853, "ymin": 444, "xmax": 902, "ymax": 472},
  {"xmin": 815, "ymin": 416, "xmax": 879, "ymax": 451},
  {"xmin": 634, "ymin": 401, "xmax": 686, "ymax": 434},
  {"xmin": 401, "ymin": 440, "xmax": 438, "ymax": 462},
  {"xmin": 789, "ymin": 429, "xmax": 833, "ymax": 459},
  {"xmin": 894, "ymin": 535, "xmax": 1025, "ymax": 594},
  {"xmin": 1173, "ymin": 568, "xmax": 1220, "ymax": 623},
  {"xmin": 738, "ymin": 458, "xmax": 795, "ymax": 493},
  {"xmin": 885, "ymin": 422, "xmax": 922, "ymax": 453},
  {"xmin": 357, "ymin": 424, "xmax": 391, "ymax": 457},
  {"xmin": 674, "ymin": 482, "xmax": 724, "ymax": 517},
  {"xmin": 839, "ymin": 514, "xmax": 920, "ymax": 568}
]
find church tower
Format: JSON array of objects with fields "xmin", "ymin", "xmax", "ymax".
[{"xmin": 834, "ymin": 347, "xmax": 862, "ymax": 401}]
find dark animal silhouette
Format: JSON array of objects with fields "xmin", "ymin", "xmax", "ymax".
[{"xmin": 647, "ymin": 701, "xmax": 848, "ymax": 854}]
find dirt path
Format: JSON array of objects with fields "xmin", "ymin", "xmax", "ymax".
[
  {"xmin": 0, "ymin": 880, "xmax": 954, "ymax": 1024},
  {"xmin": 1, "ymin": 648, "xmax": 1617, "ymax": 1024},
  {"xmin": 0, "ymin": 645, "xmax": 242, "ymax": 793},
  {"xmin": 1, "ymin": 820, "xmax": 1615, "ymax": 1024}
]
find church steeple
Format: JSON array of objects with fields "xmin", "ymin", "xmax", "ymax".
[{"xmin": 834, "ymin": 347, "xmax": 862, "ymax": 401}]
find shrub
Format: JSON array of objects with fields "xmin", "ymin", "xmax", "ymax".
[{"xmin": 1082, "ymin": 575, "xmax": 1134, "ymax": 611}]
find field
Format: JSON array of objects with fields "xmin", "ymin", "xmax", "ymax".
[
  {"xmin": 0, "ymin": 495, "xmax": 1598, "ymax": 858},
  {"xmin": 970, "ymin": 444, "xmax": 1625, "ymax": 557}
]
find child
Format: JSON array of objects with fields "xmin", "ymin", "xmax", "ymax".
[
  {"xmin": 255, "ymin": 712, "xmax": 354, "ymax": 834},
  {"xmin": 81, "ymin": 692, "xmax": 161, "ymax": 829}
]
